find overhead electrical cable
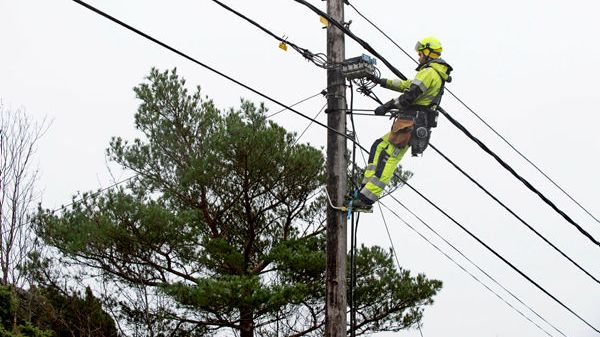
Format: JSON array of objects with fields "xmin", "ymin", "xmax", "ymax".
[
  {"xmin": 291, "ymin": 0, "xmax": 600, "ymax": 249},
  {"xmin": 379, "ymin": 200, "xmax": 559, "ymax": 337},
  {"xmin": 296, "ymin": 102, "xmax": 327, "ymax": 141},
  {"xmin": 429, "ymin": 143, "xmax": 600, "ymax": 284},
  {"xmin": 267, "ymin": 90, "xmax": 326, "ymax": 118},
  {"xmin": 443, "ymin": 93, "xmax": 600, "ymax": 225},
  {"xmin": 397, "ymin": 178, "xmax": 600, "ymax": 333},
  {"xmin": 346, "ymin": 1, "xmax": 599, "ymax": 226},
  {"xmin": 207, "ymin": 0, "xmax": 331, "ymax": 69},
  {"xmin": 70, "ymin": 0, "xmax": 367, "ymax": 154},
  {"xmin": 51, "ymin": 175, "xmax": 136, "ymax": 214},
  {"xmin": 387, "ymin": 195, "xmax": 567, "ymax": 337},
  {"xmin": 72, "ymin": 0, "xmax": 598, "ymax": 332},
  {"xmin": 436, "ymin": 109, "xmax": 600, "ymax": 247}
]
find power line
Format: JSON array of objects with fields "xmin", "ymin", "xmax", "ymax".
[
  {"xmin": 208, "ymin": 0, "xmax": 331, "ymax": 69},
  {"xmin": 50, "ymin": 175, "xmax": 136, "ymax": 214},
  {"xmin": 438, "ymin": 107, "xmax": 600, "ymax": 247},
  {"xmin": 267, "ymin": 90, "xmax": 326, "ymax": 118},
  {"xmin": 386, "ymin": 194, "xmax": 568, "ymax": 337},
  {"xmin": 444, "ymin": 91, "xmax": 600, "ymax": 225},
  {"xmin": 296, "ymin": 102, "xmax": 327, "ymax": 140},
  {"xmin": 398, "ymin": 178, "xmax": 600, "ymax": 333},
  {"xmin": 429, "ymin": 143, "xmax": 600, "ymax": 284},
  {"xmin": 346, "ymin": 0, "xmax": 599, "ymax": 226},
  {"xmin": 349, "ymin": 118, "xmax": 566, "ymax": 335},
  {"xmin": 292, "ymin": 0, "xmax": 410, "ymax": 81},
  {"xmin": 291, "ymin": 0, "xmax": 600, "ymax": 249},
  {"xmin": 71, "ymin": 0, "xmax": 367, "ymax": 154},
  {"xmin": 378, "ymin": 200, "xmax": 560, "ymax": 337}
]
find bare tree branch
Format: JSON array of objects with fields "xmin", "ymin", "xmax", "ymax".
[{"xmin": 0, "ymin": 102, "xmax": 49, "ymax": 287}]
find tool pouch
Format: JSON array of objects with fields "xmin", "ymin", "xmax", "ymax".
[{"xmin": 388, "ymin": 117, "xmax": 414, "ymax": 147}]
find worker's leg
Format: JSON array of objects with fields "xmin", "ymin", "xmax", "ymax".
[{"xmin": 359, "ymin": 132, "xmax": 409, "ymax": 204}]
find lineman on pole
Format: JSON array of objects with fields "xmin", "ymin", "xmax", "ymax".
[{"xmin": 349, "ymin": 36, "xmax": 453, "ymax": 211}]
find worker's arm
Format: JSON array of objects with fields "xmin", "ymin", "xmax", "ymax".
[
  {"xmin": 374, "ymin": 84, "xmax": 423, "ymax": 115},
  {"xmin": 379, "ymin": 78, "xmax": 412, "ymax": 92}
]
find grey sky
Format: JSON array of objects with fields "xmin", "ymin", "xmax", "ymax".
[{"xmin": 1, "ymin": 0, "xmax": 599, "ymax": 336}]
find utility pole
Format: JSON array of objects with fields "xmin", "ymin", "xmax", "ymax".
[{"xmin": 325, "ymin": 0, "xmax": 347, "ymax": 336}]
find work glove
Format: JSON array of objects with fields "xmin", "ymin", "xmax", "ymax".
[
  {"xmin": 374, "ymin": 98, "xmax": 395, "ymax": 115},
  {"xmin": 394, "ymin": 94, "xmax": 410, "ymax": 108},
  {"xmin": 375, "ymin": 94, "xmax": 412, "ymax": 116},
  {"xmin": 365, "ymin": 74, "xmax": 386, "ymax": 86},
  {"xmin": 374, "ymin": 104, "xmax": 388, "ymax": 115}
]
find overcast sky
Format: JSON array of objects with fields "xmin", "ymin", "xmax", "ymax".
[{"xmin": 2, "ymin": 0, "xmax": 600, "ymax": 336}]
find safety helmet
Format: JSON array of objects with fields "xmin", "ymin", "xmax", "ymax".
[{"xmin": 415, "ymin": 36, "xmax": 442, "ymax": 58}]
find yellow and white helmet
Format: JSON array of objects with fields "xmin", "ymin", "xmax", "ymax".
[{"xmin": 415, "ymin": 36, "xmax": 443, "ymax": 58}]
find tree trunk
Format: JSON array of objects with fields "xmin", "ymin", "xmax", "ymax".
[{"xmin": 240, "ymin": 306, "xmax": 254, "ymax": 337}]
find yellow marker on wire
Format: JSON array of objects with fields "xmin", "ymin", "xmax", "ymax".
[
  {"xmin": 320, "ymin": 16, "xmax": 329, "ymax": 27},
  {"xmin": 279, "ymin": 41, "xmax": 288, "ymax": 51}
]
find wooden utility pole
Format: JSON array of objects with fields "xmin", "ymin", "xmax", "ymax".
[{"xmin": 325, "ymin": 0, "xmax": 347, "ymax": 336}]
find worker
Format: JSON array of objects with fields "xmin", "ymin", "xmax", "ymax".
[{"xmin": 348, "ymin": 36, "xmax": 453, "ymax": 210}]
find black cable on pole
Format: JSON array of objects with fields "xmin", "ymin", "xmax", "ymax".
[
  {"xmin": 378, "ymin": 200, "xmax": 559, "ymax": 337},
  {"xmin": 292, "ymin": 0, "xmax": 599, "ymax": 247},
  {"xmin": 291, "ymin": 0, "xmax": 409, "ymax": 81},
  {"xmin": 347, "ymin": 0, "xmax": 599, "ymax": 226},
  {"xmin": 397, "ymin": 177, "xmax": 600, "ymax": 333},
  {"xmin": 71, "ymin": 0, "xmax": 368, "ymax": 154},
  {"xmin": 206, "ymin": 0, "xmax": 599, "ymax": 259},
  {"xmin": 429, "ymin": 143, "xmax": 600, "ymax": 284},
  {"xmin": 437, "ymin": 107, "xmax": 600, "ymax": 248},
  {"xmin": 387, "ymin": 195, "xmax": 568, "ymax": 337}
]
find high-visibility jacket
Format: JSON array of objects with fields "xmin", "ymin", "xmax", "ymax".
[{"xmin": 382, "ymin": 59, "xmax": 453, "ymax": 110}]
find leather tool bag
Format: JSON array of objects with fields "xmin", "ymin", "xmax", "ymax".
[{"xmin": 388, "ymin": 117, "xmax": 414, "ymax": 147}]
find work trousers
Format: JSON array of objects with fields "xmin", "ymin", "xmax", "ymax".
[{"xmin": 359, "ymin": 132, "xmax": 409, "ymax": 203}]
